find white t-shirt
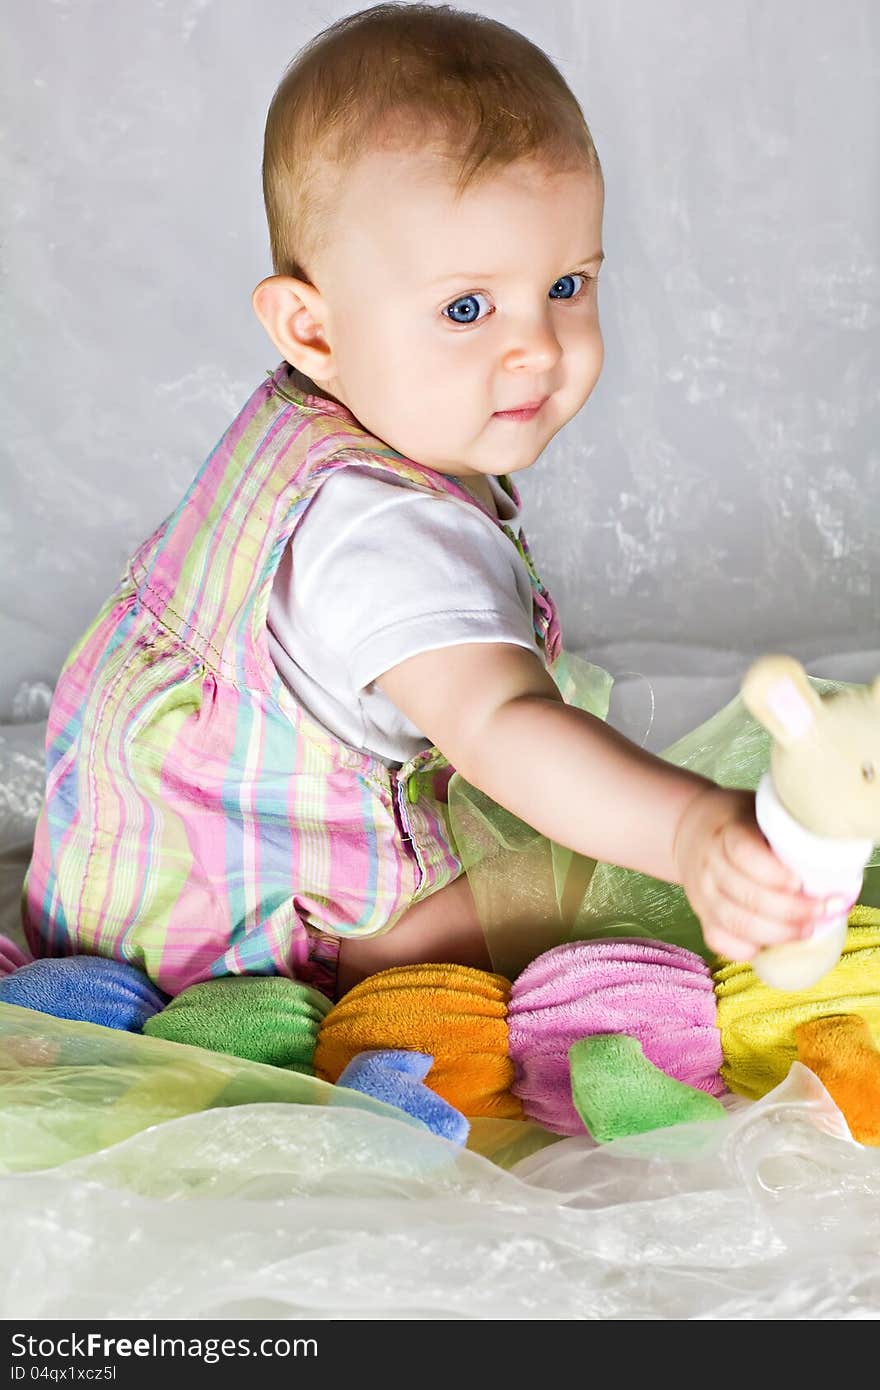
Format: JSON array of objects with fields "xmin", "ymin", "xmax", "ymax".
[{"xmin": 266, "ymin": 467, "xmax": 540, "ymax": 766}]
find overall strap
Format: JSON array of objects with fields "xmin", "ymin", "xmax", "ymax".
[{"xmin": 130, "ymin": 363, "xmax": 563, "ymax": 693}]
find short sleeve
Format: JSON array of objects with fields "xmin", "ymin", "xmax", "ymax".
[{"xmin": 272, "ymin": 466, "xmax": 539, "ymax": 692}]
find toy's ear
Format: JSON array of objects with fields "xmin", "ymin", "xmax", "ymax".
[{"xmin": 741, "ymin": 654, "xmax": 822, "ymax": 747}]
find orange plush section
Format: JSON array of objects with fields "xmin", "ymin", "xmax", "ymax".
[
  {"xmin": 314, "ymin": 963, "xmax": 523, "ymax": 1120},
  {"xmin": 795, "ymin": 1014, "xmax": 880, "ymax": 1146}
]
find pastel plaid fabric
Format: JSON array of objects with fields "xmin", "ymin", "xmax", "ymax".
[{"xmin": 23, "ymin": 365, "xmax": 562, "ymax": 998}]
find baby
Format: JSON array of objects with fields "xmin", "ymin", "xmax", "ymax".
[{"xmin": 22, "ymin": 4, "xmax": 845, "ymax": 1012}]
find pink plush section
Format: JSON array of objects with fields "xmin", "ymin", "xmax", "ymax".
[
  {"xmin": 508, "ymin": 939, "xmax": 725, "ymax": 1135},
  {"xmin": 0, "ymin": 935, "xmax": 32, "ymax": 978}
]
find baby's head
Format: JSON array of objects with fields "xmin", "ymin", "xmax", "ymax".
[{"xmin": 252, "ymin": 3, "xmax": 604, "ymax": 485}]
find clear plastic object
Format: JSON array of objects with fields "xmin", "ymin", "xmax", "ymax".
[{"xmin": 2, "ymin": 1007, "xmax": 880, "ymax": 1318}]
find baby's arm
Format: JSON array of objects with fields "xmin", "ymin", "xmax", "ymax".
[{"xmin": 378, "ymin": 642, "xmax": 842, "ymax": 961}]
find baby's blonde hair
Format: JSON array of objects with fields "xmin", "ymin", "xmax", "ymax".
[{"xmin": 262, "ymin": 2, "xmax": 601, "ymax": 282}]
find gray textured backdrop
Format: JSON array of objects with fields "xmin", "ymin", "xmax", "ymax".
[{"xmin": 3, "ymin": 0, "xmax": 878, "ymax": 720}]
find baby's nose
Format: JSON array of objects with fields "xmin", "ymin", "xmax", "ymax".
[
  {"xmin": 501, "ymin": 317, "xmax": 562, "ymax": 369},
  {"xmin": 503, "ymin": 332, "xmax": 558, "ymax": 372}
]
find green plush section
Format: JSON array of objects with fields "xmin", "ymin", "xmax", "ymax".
[
  {"xmin": 569, "ymin": 1034, "xmax": 726, "ymax": 1142},
  {"xmin": 143, "ymin": 976, "xmax": 332, "ymax": 1072}
]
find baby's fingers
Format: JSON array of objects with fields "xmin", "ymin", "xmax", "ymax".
[
  {"xmin": 711, "ymin": 878, "xmax": 819, "ymax": 946},
  {"xmin": 719, "ymin": 821, "xmax": 855, "ymax": 932},
  {"xmin": 719, "ymin": 819, "xmax": 803, "ymax": 891},
  {"xmin": 700, "ymin": 921, "xmax": 758, "ymax": 963},
  {"xmin": 711, "ymin": 834, "xmax": 850, "ymax": 945}
]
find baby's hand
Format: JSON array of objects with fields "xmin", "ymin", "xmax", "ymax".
[{"xmin": 672, "ymin": 785, "xmax": 848, "ymax": 961}]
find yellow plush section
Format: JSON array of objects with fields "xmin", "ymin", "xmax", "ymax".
[
  {"xmin": 714, "ymin": 908, "xmax": 880, "ymax": 1100},
  {"xmin": 314, "ymin": 962, "xmax": 523, "ymax": 1120}
]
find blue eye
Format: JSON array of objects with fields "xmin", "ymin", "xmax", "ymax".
[
  {"xmin": 549, "ymin": 273, "xmax": 583, "ymax": 300},
  {"xmin": 442, "ymin": 272, "xmax": 590, "ymax": 326},
  {"xmin": 444, "ymin": 292, "xmax": 490, "ymax": 325}
]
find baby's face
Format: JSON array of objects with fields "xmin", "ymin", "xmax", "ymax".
[{"xmin": 309, "ymin": 148, "xmax": 605, "ymax": 483}]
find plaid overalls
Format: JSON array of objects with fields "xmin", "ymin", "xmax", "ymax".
[{"xmin": 23, "ymin": 364, "xmax": 563, "ymax": 999}]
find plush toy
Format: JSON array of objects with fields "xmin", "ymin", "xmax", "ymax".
[
  {"xmin": 741, "ymin": 655, "xmax": 880, "ymax": 989},
  {"xmin": 306, "ymin": 916, "xmax": 880, "ymax": 1147},
  {"xmin": 6, "ymin": 916, "xmax": 880, "ymax": 1150}
]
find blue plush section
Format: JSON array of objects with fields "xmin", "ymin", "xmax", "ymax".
[
  {"xmin": 338, "ymin": 1048, "xmax": 470, "ymax": 1146},
  {"xmin": 0, "ymin": 956, "xmax": 168, "ymax": 1031}
]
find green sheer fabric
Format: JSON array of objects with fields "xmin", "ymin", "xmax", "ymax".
[{"xmin": 449, "ymin": 663, "xmax": 880, "ymax": 979}]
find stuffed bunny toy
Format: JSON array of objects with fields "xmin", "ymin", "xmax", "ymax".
[{"xmin": 741, "ymin": 655, "xmax": 880, "ymax": 989}]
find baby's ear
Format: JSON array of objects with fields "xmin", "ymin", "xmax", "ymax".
[
  {"xmin": 251, "ymin": 275, "xmax": 331, "ymax": 376},
  {"xmin": 741, "ymin": 654, "xmax": 822, "ymax": 747}
]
